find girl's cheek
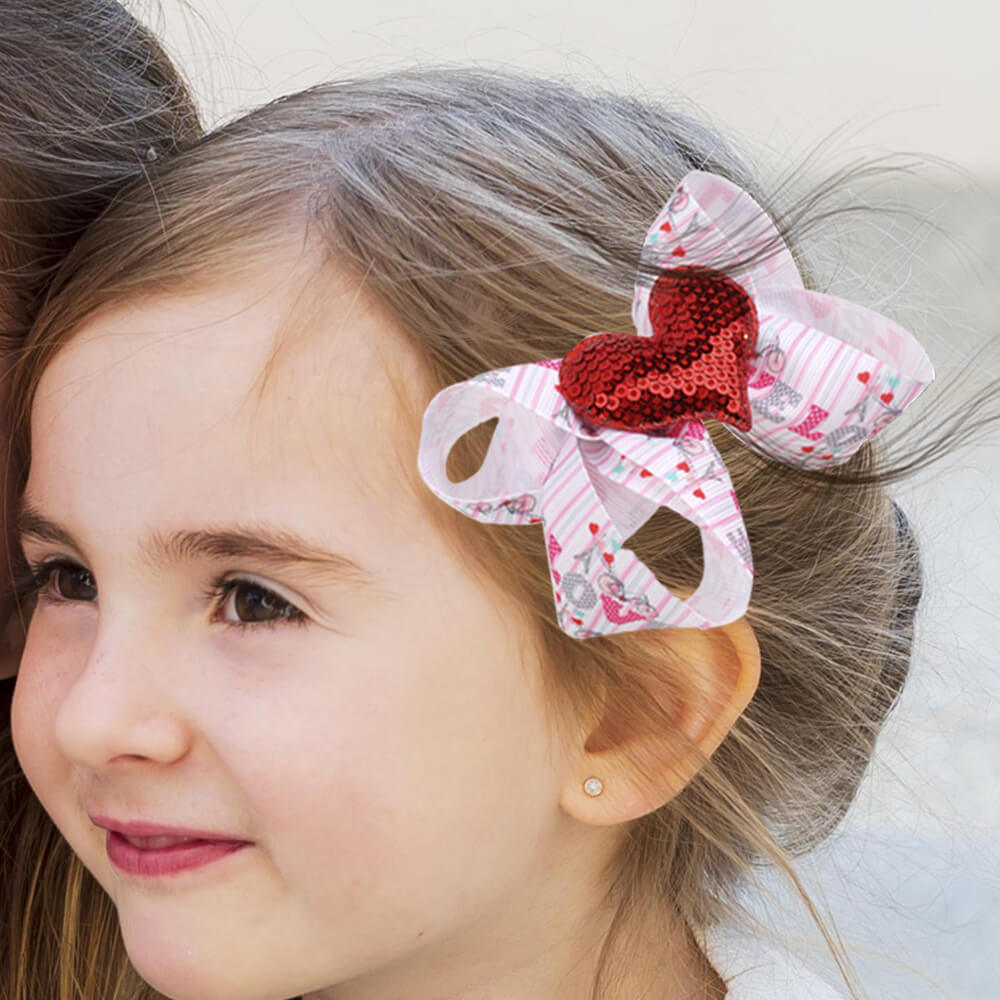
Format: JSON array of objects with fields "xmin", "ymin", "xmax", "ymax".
[{"xmin": 11, "ymin": 609, "xmax": 95, "ymax": 789}]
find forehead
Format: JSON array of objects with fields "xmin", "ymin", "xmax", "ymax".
[{"xmin": 29, "ymin": 255, "xmax": 428, "ymax": 551}]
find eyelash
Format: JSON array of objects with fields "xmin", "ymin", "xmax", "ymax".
[{"xmin": 17, "ymin": 559, "xmax": 308, "ymax": 632}]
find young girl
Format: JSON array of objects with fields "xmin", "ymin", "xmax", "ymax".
[
  {"xmin": 5, "ymin": 67, "xmax": 979, "ymax": 1000},
  {"xmin": 0, "ymin": 1, "xmax": 200, "ymax": 994}
]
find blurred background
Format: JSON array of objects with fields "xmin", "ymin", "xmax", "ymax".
[{"xmin": 144, "ymin": 1, "xmax": 999, "ymax": 996}]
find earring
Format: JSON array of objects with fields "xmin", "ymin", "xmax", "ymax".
[{"xmin": 583, "ymin": 777, "xmax": 604, "ymax": 797}]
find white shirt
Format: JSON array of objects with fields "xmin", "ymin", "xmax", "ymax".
[{"xmin": 699, "ymin": 923, "xmax": 848, "ymax": 999}]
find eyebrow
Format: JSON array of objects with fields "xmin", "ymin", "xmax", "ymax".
[{"xmin": 17, "ymin": 499, "xmax": 378, "ymax": 589}]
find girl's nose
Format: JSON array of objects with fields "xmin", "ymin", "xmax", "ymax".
[{"xmin": 53, "ymin": 629, "xmax": 193, "ymax": 771}]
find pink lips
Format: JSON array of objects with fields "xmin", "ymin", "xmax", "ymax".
[
  {"xmin": 91, "ymin": 816, "xmax": 251, "ymax": 878},
  {"xmin": 105, "ymin": 832, "xmax": 249, "ymax": 876}
]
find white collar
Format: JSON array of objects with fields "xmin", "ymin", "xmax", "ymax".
[{"xmin": 697, "ymin": 923, "xmax": 848, "ymax": 999}]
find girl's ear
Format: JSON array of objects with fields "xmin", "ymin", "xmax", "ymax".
[{"xmin": 558, "ymin": 617, "xmax": 761, "ymax": 826}]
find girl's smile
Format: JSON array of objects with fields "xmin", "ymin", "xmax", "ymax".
[
  {"xmin": 90, "ymin": 816, "xmax": 256, "ymax": 879},
  {"xmin": 103, "ymin": 830, "xmax": 252, "ymax": 879}
]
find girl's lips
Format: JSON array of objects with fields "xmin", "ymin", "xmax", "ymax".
[
  {"xmin": 105, "ymin": 830, "xmax": 250, "ymax": 877},
  {"xmin": 89, "ymin": 814, "xmax": 247, "ymax": 840}
]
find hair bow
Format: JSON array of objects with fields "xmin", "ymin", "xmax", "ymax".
[{"xmin": 417, "ymin": 171, "xmax": 934, "ymax": 638}]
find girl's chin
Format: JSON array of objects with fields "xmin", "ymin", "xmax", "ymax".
[{"xmin": 120, "ymin": 925, "xmax": 259, "ymax": 1000}]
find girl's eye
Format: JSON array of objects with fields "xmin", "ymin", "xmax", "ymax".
[
  {"xmin": 26, "ymin": 562, "xmax": 98, "ymax": 603},
  {"xmin": 215, "ymin": 579, "xmax": 305, "ymax": 628},
  {"xmin": 54, "ymin": 565, "xmax": 98, "ymax": 602}
]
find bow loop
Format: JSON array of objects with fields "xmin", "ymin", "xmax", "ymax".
[
  {"xmin": 419, "ymin": 361, "xmax": 753, "ymax": 636},
  {"xmin": 417, "ymin": 375, "xmax": 557, "ymax": 524},
  {"xmin": 632, "ymin": 170, "xmax": 802, "ymax": 337},
  {"xmin": 737, "ymin": 287, "xmax": 934, "ymax": 464}
]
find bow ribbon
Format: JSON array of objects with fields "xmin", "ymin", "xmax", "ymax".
[{"xmin": 417, "ymin": 171, "xmax": 934, "ymax": 638}]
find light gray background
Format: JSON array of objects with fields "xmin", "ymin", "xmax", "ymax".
[{"xmin": 143, "ymin": 2, "xmax": 999, "ymax": 996}]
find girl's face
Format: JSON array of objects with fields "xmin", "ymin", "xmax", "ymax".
[{"xmin": 11, "ymin": 258, "xmax": 612, "ymax": 1000}]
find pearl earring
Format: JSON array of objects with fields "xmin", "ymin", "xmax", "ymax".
[{"xmin": 583, "ymin": 777, "xmax": 604, "ymax": 797}]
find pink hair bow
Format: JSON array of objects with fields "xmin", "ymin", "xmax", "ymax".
[{"xmin": 417, "ymin": 171, "xmax": 934, "ymax": 637}]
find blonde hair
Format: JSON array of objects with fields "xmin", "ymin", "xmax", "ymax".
[{"xmin": 6, "ymin": 66, "xmax": 980, "ymax": 1000}]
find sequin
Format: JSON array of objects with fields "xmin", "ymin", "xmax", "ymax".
[{"xmin": 559, "ymin": 266, "xmax": 757, "ymax": 433}]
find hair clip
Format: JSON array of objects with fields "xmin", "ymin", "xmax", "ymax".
[{"xmin": 417, "ymin": 172, "xmax": 934, "ymax": 638}]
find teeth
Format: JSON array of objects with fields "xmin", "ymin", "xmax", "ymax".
[{"xmin": 123, "ymin": 835, "xmax": 198, "ymax": 849}]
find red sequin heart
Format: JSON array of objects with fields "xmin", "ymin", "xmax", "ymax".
[{"xmin": 557, "ymin": 266, "xmax": 758, "ymax": 434}]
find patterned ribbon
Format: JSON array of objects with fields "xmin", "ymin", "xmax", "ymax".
[{"xmin": 417, "ymin": 172, "xmax": 934, "ymax": 637}]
